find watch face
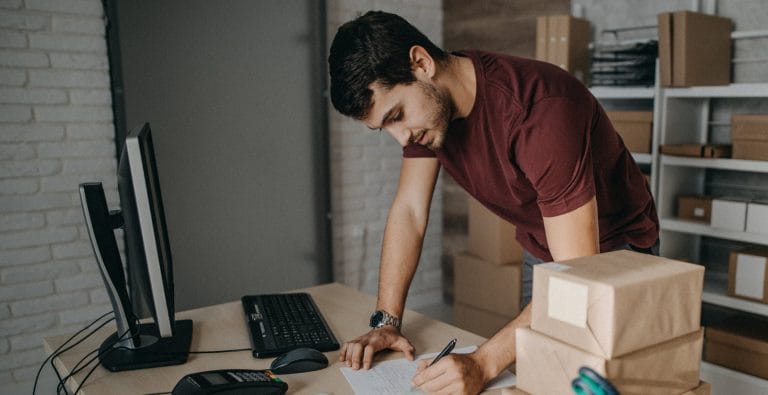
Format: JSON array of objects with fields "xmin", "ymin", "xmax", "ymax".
[{"xmin": 370, "ymin": 311, "xmax": 384, "ymax": 327}]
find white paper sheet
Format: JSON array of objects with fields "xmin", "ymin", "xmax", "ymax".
[{"xmin": 340, "ymin": 345, "xmax": 516, "ymax": 394}]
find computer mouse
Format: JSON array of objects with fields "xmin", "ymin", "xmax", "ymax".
[{"xmin": 270, "ymin": 347, "xmax": 329, "ymax": 374}]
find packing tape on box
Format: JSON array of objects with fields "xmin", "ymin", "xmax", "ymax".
[
  {"xmin": 735, "ymin": 254, "xmax": 767, "ymax": 299},
  {"xmin": 548, "ymin": 276, "xmax": 588, "ymax": 328}
]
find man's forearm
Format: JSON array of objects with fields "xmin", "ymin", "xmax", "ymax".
[{"xmin": 474, "ymin": 303, "xmax": 532, "ymax": 379}]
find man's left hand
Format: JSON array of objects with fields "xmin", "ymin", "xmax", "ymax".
[{"xmin": 411, "ymin": 352, "xmax": 487, "ymax": 394}]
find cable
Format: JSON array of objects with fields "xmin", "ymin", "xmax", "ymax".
[
  {"xmin": 51, "ymin": 317, "xmax": 120, "ymax": 395},
  {"xmin": 32, "ymin": 311, "xmax": 113, "ymax": 395}
]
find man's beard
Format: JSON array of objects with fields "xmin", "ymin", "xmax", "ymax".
[{"xmin": 415, "ymin": 81, "xmax": 454, "ymax": 150}]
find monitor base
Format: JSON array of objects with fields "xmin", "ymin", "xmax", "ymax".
[{"xmin": 99, "ymin": 319, "xmax": 193, "ymax": 372}]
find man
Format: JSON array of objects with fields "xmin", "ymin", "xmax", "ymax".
[{"xmin": 328, "ymin": 11, "xmax": 659, "ymax": 394}]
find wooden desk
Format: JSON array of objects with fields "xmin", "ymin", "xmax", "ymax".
[{"xmin": 45, "ymin": 283, "xmax": 510, "ymax": 394}]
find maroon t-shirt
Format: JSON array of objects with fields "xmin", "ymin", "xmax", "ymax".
[{"xmin": 404, "ymin": 50, "xmax": 658, "ymax": 261}]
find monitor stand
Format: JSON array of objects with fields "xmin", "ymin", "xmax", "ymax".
[{"xmin": 98, "ymin": 319, "xmax": 193, "ymax": 372}]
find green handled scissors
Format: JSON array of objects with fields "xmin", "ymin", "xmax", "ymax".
[{"xmin": 571, "ymin": 367, "xmax": 619, "ymax": 395}]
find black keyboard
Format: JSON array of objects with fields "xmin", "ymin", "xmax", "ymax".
[{"xmin": 241, "ymin": 293, "xmax": 340, "ymax": 358}]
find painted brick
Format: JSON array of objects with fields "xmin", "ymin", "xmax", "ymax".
[
  {"xmin": 0, "ymin": 160, "xmax": 61, "ymax": 178},
  {"xmin": 0, "ymin": 339, "xmax": 7, "ymax": 354},
  {"xmin": 0, "ymin": 0, "xmax": 22, "ymax": 10},
  {"xmin": 0, "ymin": 305, "xmax": 9, "ymax": 319},
  {"xmin": 68, "ymin": 89, "xmax": 110, "ymax": 105},
  {"xmin": 0, "ymin": 314, "xmax": 56, "ymax": 338},
  {"xmin": 89, "ymin": 287, "xmax": 107, "ymax": 304},
  {"xmin": 61, "ymin": 158, "xmax": 115, "ymax": 175},
  {"xmin": 0, "ymin": 124, "xmax": 64, "ymax": 142},
  {"xmin": 0, "ymin": 67, "xmax": 26, "ymax": 85},
  {"xmin": 28, "ymin": 69, "xmax": 109, "ymax": 88},
  {"xmin": 0, "ymin": 212, "xmax": 44, "ymax": 232},
  {"xmin": 0, "ymin": 143, "xmax": 33, "ymax": 159},
  {"xmin": 0, "ymin": 104, "xmax": 31, "ymax": 122},
  {"xmin": 45, "ymin": 208, "xmax": 84, "ymax": 226},
  {"xmin": 36, "ymin": 140, "xmax": 114, "ymax": 158},
  {"xmin": 52, "ymin": 15, "xmax": 104, "ymax": 35},
  {"xmin": 51, "ymin": 240, "xmax": 90, "ymax": 259},
  {"xmin": 0, "ymin": 281, "xmax": 52, "ymax": 303},
  {"xmin": 0, "ymin": 246, "xmax": 50, "ymax": 267},
  {"xmin": 0, "ymin": 226, "xmax": 78, "ymax": 249},
  {"xmin": 65, "ymin": 123, "xmax": 113, "ymax": 139},
  {"xmin": 49, "ymin": 52, "xmax": 107, "ymax": 70},
  {"xmin": 28, "ymin": 33, "xmax": 105, "ymax": 52},
  {"xmin": 0, "ymin": 30, "xmax": 25, "ymax": 48},
  {"xmin": 10, "ymin": 291, "xmax": 88, "ymax": 316},
  {"xmin": 25, "ymin": 0, "xmax": 103, "ymax": 16},
  {"xmin": 34, "ymin": 105, "xmax": 112, "ymax": 122},
  {"xmin": 0, "ymin": 11, "xmax": 48, "ymax": 31},
  {"xmin": 57, "ymin": 304, "xmax": 109, "ymax": 326},
  {"xmin": 0, "ymin": 348, "xmax": 42, "ymax": 370},
  {"xmin": 41, "ymin": 174, "xmax": 115, "ymax": 193},
  {"xmin": 53, "ymin": 272, "xmax": 101, "ymax": 293},
  {"xmin": 0, "ymin": 88, "xmax": 67, "ymax": 104},
  {"xmin": 1, "ymin": 260, "xmax": 80, "ymax": 284},
  {"xmin": 0, "ymin": 50, "xmax": 48, "ymax": 67},
  {"xmin": 0, "ymin": 193, "xmax": 72, "ymax": 213}
]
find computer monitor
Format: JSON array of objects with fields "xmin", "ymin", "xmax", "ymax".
[{"xmin": 79, "ymin": 123, "xmax": 192, "ymax": 372}]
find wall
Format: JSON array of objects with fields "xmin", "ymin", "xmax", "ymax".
[
  {"xmin": 326, "ymin": 0, "xmax": 444, "ymax": 308},
  {"xmin": 0, "ymin": 0, "xmax": 115, "ymax": 392}
]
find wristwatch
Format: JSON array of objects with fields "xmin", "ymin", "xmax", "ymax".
[{"xmin": 369, "ymin": 310, "xmax": 401, "ymax": 330}]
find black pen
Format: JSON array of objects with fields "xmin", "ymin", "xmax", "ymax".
[{"xmin": 429, "ymin": 338, "xmax": 457, "ymax": 367}]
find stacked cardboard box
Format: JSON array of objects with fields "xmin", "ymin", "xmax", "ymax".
[
  {"xmin": 453, "ymin": 198, "xmax": 523, "ymax": 338},
  {"xmin": 728, "ymin": 249, "xmax": 768, "ymax": 304},
  {"xmin": 607, "ymin": 111, "xmax": 653, "ymax": 153},
  {"xmin": 732, "ymin": 114, "xmax": 768, "ymax": 161},
  {"xmin": 704, "ymin": 315, "xmax": 768, "ymax": 380},
  {"xmin": 516, "ymin": 250, "xmax": 707, "ymax": 394},
  {"xmin": 535, "ymin": 15, "xmax": 591, "ymax": 82}
]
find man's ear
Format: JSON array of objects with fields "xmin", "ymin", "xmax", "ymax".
[{"xmin": 409, "ymin": 45, "xmax": 436, "ymax": 80}]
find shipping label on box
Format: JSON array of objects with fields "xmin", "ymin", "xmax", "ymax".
[
  {"xmin": 531, "ymin": 250, "xmax": 704, "ymax": 358},
  {"xmin": 467, "ymin": 197, "xmax": 523, "ymax": 264},
  {"xmin": 728, "ymin": 250, "xmax": 768, "ymax": 303},
  {"xmin": 453, "ymin": 252, "xmax": 521, "ymax": 316},
  {"xmin": 747, "ymin": 201, "xmax": 768, "ymax": 234},
  {"xmin": 677, "ymin": 195, "xmax": 713, "ymax": 223},
  {"xmin": 516, "ymin": 327, "xmax": 703, "ymax": 395},
  {"xmin": 711, "ymin": 198, "xmax": 748, "ymax": 231}
]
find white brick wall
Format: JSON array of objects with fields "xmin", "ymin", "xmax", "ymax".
[
  {"xmin": 326, "ymin": 1, "xmax": 444, "ymax": 309},
  {"xmin": 0, "ymin": 0, "xmax": 115, "ymax": 392}
]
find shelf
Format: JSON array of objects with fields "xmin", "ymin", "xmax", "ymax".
[
  {"xmin": 701, "ymin": 361, "xmax": 768, "ymax": 394},
  {"xmin": 631, "ymin": 153, "xmax": 652, "ymax": 164},
  {"xmin": 660, "ymin": 155, "xmax": 768, "ymax": 173},
  {"xmin": 665, "ymin": 83, "xmax": 768, "ymax": 98},
  {"xmin": 589, "ymin": 86, "xmax": 655, "ymax": 99},
  {"xmin": 702, "ymin": 275, "xmax": 768, "ymax": 316},
  {"xmin": 661, "ymin": 218, "xmax": 768, "ymax": 245}
]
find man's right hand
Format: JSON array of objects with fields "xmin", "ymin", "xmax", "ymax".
[{"xmin": 339, "ymin": 325, "xmax": 415, "ymax": 370}]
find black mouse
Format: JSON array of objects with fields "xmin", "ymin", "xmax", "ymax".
[{"xmin": 269, "ymin": 347, "xmax": 328, "ymax": 374}]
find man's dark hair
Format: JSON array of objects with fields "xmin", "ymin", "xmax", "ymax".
[{"xmin": 328, "ymin": 11, "xmax": 447, "ymax": 119}]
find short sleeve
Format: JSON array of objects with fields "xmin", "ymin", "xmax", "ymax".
[
  {"xmin": 514, "ymin": 97, "xmax": 596, "ymax": 217},
  {"xmin": 403, "ymin": 142, "xmax": 436, "ymax": 158}
]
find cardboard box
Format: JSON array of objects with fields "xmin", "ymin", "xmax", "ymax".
[
  {"xmin": 531, "ymin": 250, "xmax": 704, "ymax": 358},
  {"xmin": 747, "ymin": 201, "xmax": 768, "ymax": 234},
  {"xmin": 658, "ymin": 11, "xmax": 732, "ymax": 87},
  {"xmin": 535, "ymin": 15, "xmax": 591, "ymax": 81},
  {"xmin": 711, "ymin": 198, "xmax": 748, "ymax": 231},
  {"xmin": 516, "ymin": 327, "xmax": 703, "ymax": 395},
  {"xmin": 705, "ymin": 315, "xmax": 768, "ymax": 380},
  {"xmin": 732, "ymin": 114, "xmax": 768, "ymax": 161},
  {"xmin": 728, "ymin": 249, "xmax": 768, "ymax": 303},
  {"xmin": 607, "ymin": 111, "xmax": 653, "ymax": 153},
  {"xmin": 453, "ymin": 302, "xmax": 511, "ymax": 338},
  {"xmin": 453, "ymin": 252, "xmax": 522, "ymax": 316},
  {"xmin": 677, "ymin": 195, "xmax": 713, "ymax": 223},
  {"xmin": 467, "ymin": 198, "xmax": 524, "ymax": 264},
  {"xmin": 681, "ymin": 381, "xmax": 711, "ymax": 395},
  {"xmin": 659, "ymin": 144, "xmax": 731, "ymax": 158}
]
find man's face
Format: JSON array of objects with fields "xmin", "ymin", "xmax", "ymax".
[{"xmin": 364, "ymin": 80, "xmax": 454, "ymax": 150}]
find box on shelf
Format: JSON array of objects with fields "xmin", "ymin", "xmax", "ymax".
[
  {"xmin": 732, "ymin": 114, "xmax": 768, "ymax": 161},
  {"xmin": 606, "ymin": 111, "xmax": 653, "ymax": 153},
  {"xmin": 535, "ymin": 15, "xmax": 591, "ymax": 82},
  {"xmin": 453, "ymin": 252, "xmax": 521, "ymax": 316},
  {"xmin": 516, "ymin": 327, "xmax": 703, "ymax": 395},
  {"xmin": 659, "ymin": 144, "xmax": 731, "ymax": 158},
  {"xmin": 711, "ymin": 198, "xmax": 748, "ymax": 231},
  {"xmin": 704, "ymin": 315, "xmax": 768, "ymax": 380},
  {"xmin": 747, "ymin": 200, "xmax": 768, "ymax": 235},
  {"xmin": 677, "ymin": 195, "xmax": 713, "ymax": 223},
  {"xmin": 658, "ymin": 11, "xmax": 732, "ymax": 87},
  {"xmin": 681, "ymin": 381, "xmax": 711, "ymax": 395},
  {"xmin": 453, "ymin": 302, "xmax": 511, "ymax": 338},
  {"xmin": 728, "ymin": 249, "xmax": 768, "ymax": 303},
  {"xmin": 531, "ymin": 250, "xmax": 704, "ymax": 358},
  {"xmin": 468, "ymin": 197, "xmax": 524, "ymax": 264}
]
